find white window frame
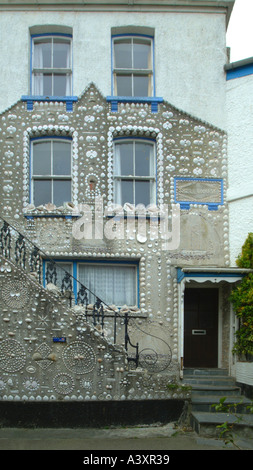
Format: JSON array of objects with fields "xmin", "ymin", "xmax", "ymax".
[
  {"xmin": 113, "ymin": 138, "xmax": 156, "ymax": 207},
  {"xmin": 31, "ymin": 34, "xmax": 72, "ymax": 96},
  {"xmin": 31, "ymin": 138, "xmax": 72, "ymax": 207},
  {"xmin": 112, "ymin": 35, "xmax": 154, "ymax": 97}
]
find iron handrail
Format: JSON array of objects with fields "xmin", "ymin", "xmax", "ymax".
[{"xmin": 0, "ymin": 214, "xmax": 139, "ymax": 366}]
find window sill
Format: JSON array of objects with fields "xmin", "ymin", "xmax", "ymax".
[
  {"xmin": 24, "ymin": 213, "xmax": 80, "ymax": 220},
  {"xmin": 22, "ymin": 95, "xmax": 78, "ymax": 112},
  {"xmin": 106, "ymin": 96, "xmax": 163, "ymax": 113},
  {"xmin": 23, "ymin": 204, "xmax": 80, "ymax": 219}
]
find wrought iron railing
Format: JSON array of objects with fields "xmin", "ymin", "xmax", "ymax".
[{"xmin": 0, "ymin": 215, "xmax": 139, "ymax": 367}]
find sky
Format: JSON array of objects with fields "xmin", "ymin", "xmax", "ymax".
[{"xmin": 226, "ymin": 0, "xmax": 253, "ymax": 62}]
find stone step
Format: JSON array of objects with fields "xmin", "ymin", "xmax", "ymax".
[
  {"xmin": 191, "ymin": 395, "xmax": 252, "ymax": 413},
  {"xmin": 183, "ymin": 368, "xmax": 229, "ymax": 376},
  {"xmin": 190, "ymin": 384, "xmax": 242, "ymax": 396},
  {"xmin": 184, "ymin": 376, "xmax": 236, "ymax": 386},
  {"xmin": 190, "ymin": 412, "xmax": 253, "ymax": 439}
]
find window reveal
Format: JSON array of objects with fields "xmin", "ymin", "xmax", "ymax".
[
  {"xmin": 31, "ymin": 139, "xmax": 72, "ymax": 207},
  {"xmin": 114, "ymin": 139, "xmax": 156, "ymax": 206},
  {"xmin": 113, "ymin": 36, "xmax": 153, "ymax": 97},
  {"xmin": 32, "ymin": 35, "xmax": 72, "ymax": 96}
]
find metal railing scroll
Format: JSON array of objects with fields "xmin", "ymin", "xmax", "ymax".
[{"xmin": 0, "ymin": 215, "xmax": 139, "ymax": 367}]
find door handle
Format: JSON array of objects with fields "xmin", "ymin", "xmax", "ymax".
[{"xmin": 192, "ymin": 329, "xmax": 206, "ymax": 335}]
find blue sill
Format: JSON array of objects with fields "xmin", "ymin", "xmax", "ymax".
[
  {"xmin": 106, "ymin": 96, "xmax": 163, "ymax": 113},
  {"xmin": 177, "ymin": 202, "xmax": 220, "ymax": 211},
  {"xmin": 24, "ymin": 214, "xmax": 80, "ymax": 220},
  {"xmin": 22, "ymin": 95, "xmax": 78, "ymax": 111}
]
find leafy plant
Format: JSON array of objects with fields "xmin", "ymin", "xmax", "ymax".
[
  {"xmin": 230, "ymin": 233, "xmax": 253, "ymax": 358},
  {"xmin": 212, "ymin": 397, "xmax": 253, "ymax": 449}
]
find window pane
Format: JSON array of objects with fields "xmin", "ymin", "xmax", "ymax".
[
  {"xmin": 78, "ymin": 264, "xmax": 136, "ymax": 306},
  {"xmin": 53, "ymin": 74, "xmax": 68, "ymax": 96},
  {"xmin": 45, "ymin": 262, "xmax": 72, "ymax": 289},
  {"xmin": 33, "ymin": 141, "xmax": 51, "ymax": 175},
  {"xmin": 135, "ymin": 180, "xmax": 151, "ymax": 206},
  {"xmin": 133, "ymin": 40, "xmax": 151, "ymax": 69},
  {"xmin": 115, "ymin": 142, "xmax": 134, "ymax": 175},
  {"xmin": 34, "ymin": 40, "xmax": 51, "ymax": 68},
  {"xmin": 135, "ymin": 142, "xmax": 153, "ymax": 176},
  {"xmin": 133, "ymin": 75, "xmax": 150, "ymax": 96},
  {"xmin": 34, "ymin": 180, "xmax": 51, "ymax": 206},
  {"xmin": 120, "ymin": 180, "xmax": 134, "ymax": 205},
  {"xmin": 116, "ymin": 74, "xmax": 132, "ymax": 96},
  {"xmin": 114, "ymin": 39, "xmax": 132, "ymax": 68},
  {"xmin": 43, "ymin": 74, "xmax": 53, "ymax": 95},
  {"xmin": 53, "ymin": 180, "xmax": 71, "ymax": 206},
  {"xmin": 53, "ymin": 141, "xmax": 71, "ymax": 175},
  {"xmin": 53, "ymin": 40, "xmax": 70, "ymax": 68}
]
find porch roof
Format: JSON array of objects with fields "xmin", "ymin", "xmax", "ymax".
[{"xmin": 177, "ymin": 267, "xmax": 252, "ymax": 283}]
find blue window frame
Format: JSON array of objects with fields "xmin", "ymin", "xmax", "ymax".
[
  {"xmin": 22, "ymin": 32, "xmax": 77, "ymax": 111},
  {"xmin": 107, "ymin": 33, "xmax": 163, "ymax": 112},
  {"xmin": 174, "ymin": 177, "xmax": 224, "ymax": 211},
  {"xmin": 43, "ymin": 260, "xmax": 139, "ymax": 308}
]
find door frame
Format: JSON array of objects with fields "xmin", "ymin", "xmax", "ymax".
[{"xmin": 177, "ymin": 268, "xmax": 245, "ymax": 378}]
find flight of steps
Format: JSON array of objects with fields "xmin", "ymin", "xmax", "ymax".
[{"xmin": 183, "ymin": 368, "xmax": 253, "ymax": 439}]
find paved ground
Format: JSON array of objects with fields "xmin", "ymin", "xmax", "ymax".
[{"xmin": 0, "ymin": 423, "xmax": 252, "ymax": 452}]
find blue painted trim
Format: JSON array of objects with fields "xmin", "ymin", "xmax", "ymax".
[
  {"xmin": 111, "ymin": 33, "xmax": 154, "ymax": 39},
  {"xmin": 22, "ymin": 95, "xmax": 78, "ymax": 112},
  {"xmin": 177, "ymin": 268, "xmax": 246, "ymax": 283},
  {"xmin": 73, "ymin": 261, "xmax": 78, "ymax": 304},
  {"xmin": 43, "ymin": 259, "xmax": 46, "ymax": 287},
  {"xmin": 30, "ymin": 136, "xmax": 72, "ymax": 142},
  {"xmin": 106, "ymin": 96, "xmax": 163, "ymax": 113},
  {"xmin": 24, "ymin": 215, "xmax": 79, "ymax": 219},
  {"xmin": 174, "ymin": 177, "xmax": 224, "ymax": 210},
  {"xmin": 31, "ymin": 33, "xmax": 72, "ymax": 39},
  {"xmin": 226, "ymin": 63, "xmax": 253, "ymax": 81}
]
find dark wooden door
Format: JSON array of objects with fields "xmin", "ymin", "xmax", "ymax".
[{"xmin": 184, "ymin": 288, "xmax": 218, "ymax": 368}]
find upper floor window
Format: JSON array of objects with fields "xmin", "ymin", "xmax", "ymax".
[
  {"xmin": 112, "ymin": 35, "xmax": 153, "ymax": 97},
  {"xmin": 32, "ymin": 34, "xmax": 72, "ymax": 96},
  {"xmin": 31, "ymin": 138, "xmax": 72, "ymax": 207},
  {"xmin": 114, "ymin": 139, "xmax": 156, "ymax": 207}
]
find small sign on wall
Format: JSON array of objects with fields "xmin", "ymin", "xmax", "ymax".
[{"xmin": 53, "ymin": 337, "xmax": 66, "ymax": 343}]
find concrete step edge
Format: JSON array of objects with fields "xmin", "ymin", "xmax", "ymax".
[{"xmin": 191, "ymin": 411, "xmax": 253, "ymax": 426}]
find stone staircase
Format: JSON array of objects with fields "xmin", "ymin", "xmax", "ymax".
[{"xmin": 183, "ymin": 368, "xmax": 253, "ymax": 439}]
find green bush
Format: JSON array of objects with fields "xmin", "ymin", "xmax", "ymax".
[{"xmin": 230, "ymin": 233, "xmax": 253, "ymax": 358}]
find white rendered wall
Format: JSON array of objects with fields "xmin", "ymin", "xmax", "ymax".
[
  {"xmin": 226, "ymin": 73, "xmax": 253, "ymax": 265},
  {"xmin": 0, "ymin": 10, "xmax": 227, "ymax": 128}
]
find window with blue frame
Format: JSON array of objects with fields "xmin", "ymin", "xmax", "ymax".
[
  {"xmin": 113, "ymin": 138, "xmax": 156, "ymax": 207},
  {"xmin": 31, "ymin": 34, "xmax": 72, "ymax": 96},
  {"xmin": 112, "ymin": 35, "xmax": 154, "ymax": 97},
  {"xmin": 31, "ymin": 137, "xmax": 72, "ymax": 207},
  {"xmin": 44, "ymin": 260, "xmax": 138, "ymax": 307}
]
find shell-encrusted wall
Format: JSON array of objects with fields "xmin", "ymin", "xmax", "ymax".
[
  {"xmin": 0, "ymin": 254, "xmax": 190, "ymax": 402},
  {"xmin": 0, "ymin": 83, "xmax": 229, "ymax": 391}
]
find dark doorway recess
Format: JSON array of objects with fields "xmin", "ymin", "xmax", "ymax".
[{"xmin": 184, "ymin": 288, "xmax": 219, "ymax": 368}]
